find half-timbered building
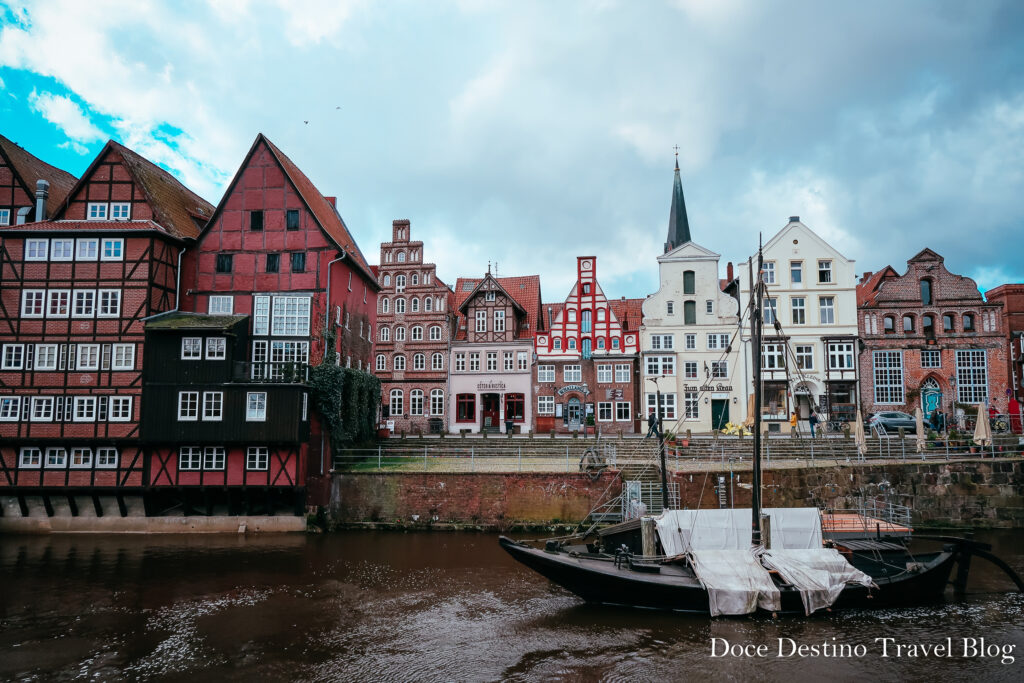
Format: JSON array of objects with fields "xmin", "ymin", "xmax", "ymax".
[
  {"xmin": 0, "ymin": 139, "xmax": 212, "ymax": 516},
  {"xmin": 449, "ymin": 273, "xmax": 543, "ymax": 434},
  {"xmin": 535, "ymin": 257, "xmax": 643, "ymax": 434},
  {"xmin": 375, "ymin": 219, "xmax": 456, "ymax": 434},
  {"xmin": 172, "ymin": 133, "xmax": 379, "ymax": 503}
]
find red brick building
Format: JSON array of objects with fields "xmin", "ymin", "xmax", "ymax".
[
  {"xmin": 857, "ymin": 248, "xmax": 1008, "ymax": 420},
  {"xmin": 160, "ymin": 133, "xmax": 380, "ymax": 503},
  {"xmin": 534, "ymin": 256, "xmax": 643, "ymax": 434},
  {"xmin": 375, "ymin": 219, "xmax": 456, "ymax": 434},
  {"xmin": 985, "ymin": 283, "xmax": 1024, "ymax": 405},
  {"xmin": 0, "ymin": 138, "xmax": 212, "ymax": 514}
]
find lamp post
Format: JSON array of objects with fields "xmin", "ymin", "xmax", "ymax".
[
  {"xmin": 581, "ymin": 382, "xmax": 590, "ymax": 438},
  {"xmin": 647, "ymin": 375, "xmax": 670, "ymax": 510}
]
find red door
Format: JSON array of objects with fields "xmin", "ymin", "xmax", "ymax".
[{"xmin": 481, "ymin": 394, "xmax": 499, "ymax": 428}]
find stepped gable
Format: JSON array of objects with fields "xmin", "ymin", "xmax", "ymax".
[{"xmin": 0, "ymin": 132, "xmax": 78, "ymax": 212}]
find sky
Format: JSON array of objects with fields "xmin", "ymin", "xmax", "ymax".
[{"xmin": 1, "ymin": 0, "xmax": 1022, "ymax": 302}]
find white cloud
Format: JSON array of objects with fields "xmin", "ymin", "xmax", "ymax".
[
  {"xmin": 28, "ymin": 90, "xmax": 105, "ymax": 142},
  {"xmin": 58, "ymin": 140, "xmax": 90, "ymax": 155}
]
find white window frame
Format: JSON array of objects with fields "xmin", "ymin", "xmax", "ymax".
[
  {"xmin": 178, "ymin": 391, "xmax": 200, "ymax": 421},
  {"xmin": 208, "ymin": 295, "xmax": 234, "ymax": 315},
  {"xmin": 430, "ymin": 389, "xmax": 445, "ymax": 416},
  {"xmin": 615, "ymin": 364, "xmax": 630, "ymax": 383},
  {"xmin": 19, "ymin": 447, "xmax": 42, "ymax": 468},
  {"xmin": 646, "ymin": 392, "xmax": 677, "ymax": 420},
  {"xmin": 409, "ymin": 389, "xmax": 424, "ymax": 416},
  {"xmin": 795, "ymin": 344, "xmax": 814, "ymax": 370},
  {"xmin": 827, "ymin": 342, "xmax": 854, "ymax": 370},
  {"xmin": 204, "ymin": 447, "xmax": 226, "ymax": 470},
  {"xmin": 25, "ymin": 238, "xmax": 48, "ymax": 261},
  {"xmin": 517, "ymin": 351, "xmax": 527, "ymax": 370},
  {"xmin": 45, "ymin": 447, "xmax": 67, "ymax": 468},
  {"xmin": 181, "ymin": 337, "xmax": 202, "ymax": 360},
  {"xmin": 538, "ymin": 396, "xmax": 555, "ymax": 415},
  {"xmin": 51, "ymin": 238, "xmax": 73, "ymax": 261},
  {"xmin": 77, "ymin": 344, "xmax": 100, "ymax": 371},
  {"xmin": 71, "ymin": 447, "xmax": 93, "ymax": 468},
  {"xmin": 873, "ymin": 350, "xmax": 904, "ymax": 405},
  {"xmin": 179, "ymin": 447, "xmax": 202, "ymax": 471},
  {"xmin": 476, "ymin": 310, "xmax": 487, "ymax": 332},
  {"xmin": 247, "ymin": 392, "xmax": 267, "ymax": 421},
  {"xmin": 956, "ymin": 349, "xmax": 988, "ymax": 404},
  {"xmin": 202, "ymin": 391, "xmax": 223, "ymax": 421},
  {"xmin": 111, "ymin": 344, "xmax": 135, "ymax": 370},
  {"xmin": 110, "ymin": 202, "xmax": 131, "ymax": 220},
  {"xmin": 503, "ymin": 351, "xmax": 513, "ymax": 371},
  {"xmin": 253, "ymin": 295, "xmax": 270, "ymax": 335},
  {"xmin": 685, "ymin": 334, "xmax": 696, "ymax": 350},
  {"xmin": 683, "ymin": 361, "xmax": 698, "ymax": 379},
  {"xmin": 616, "ymin": 401, "xmax": 631, "ymax": 421},
  {"xmin": 21, "ymin": 289, "xmax": 45, "ymax": 318},
  {"xmin": 271, "ymin": 296, "xmax": 312, "ymax": 336},
  {"xmin": 538, "ymin": 365, "xmax": 555, "ymax": 382},
  {"xmin": 110, "ymin": 396, "xmax": 132, "ymax": 422},
  {"xmin": 72, "ymin": 289, "xmax": 96, "ymax": 318},
  {"xmin": 564, "ymin": 365, "xmax": 582, "ymax": 382},
  {"xmin": 31, "ymin": 396, "xmax": 54, "ymax": 421},
  {"xmin": 921, "ymin": 349, "xmax": 941, "ymax": 369},
  {"xmin": 469, "ymin": 352, "xmax": 480, "ymax": 371},
  {"xmin": 0, "ymin": 208, "xmax": 9, "ymax": 226},
  {"xmin": 650, "ymin": 334, "xmax": 674, "ymax": 350},
  {"xmin": 486, "ymin": 352, "xmax": 498, "ymax": 371},
  {"xmin": 35, "ymin": 344, "xmax": 58, "ymax": 371},
  {"xmin": 97, "ymin": 289, "xmax": 121, "ymax": 318},
  {"xmin": 96, "ymin": 447, "xmax": 118, "ymax": 468},
  {"xmin": 429, "ymin": 325, "xmax": 441, "ymax": 341},
  {"xmin": 818, "ymin": 260, "xmax": 833, "ymax": 284},
  {"xmin": 0, "ymin": 396, "xmax": 21, "ymax": 421},
  {"xmin": 597, "ymin": 402, "xmax": 613, "ymax": 422},
  {"xmin": 86, "ymin": 203, "xmax": 108, "ymax": 221},
  {"xmin": 205, "ymin": 337, "xmax": 227, "ymax": 360},
  {"xmin": 597, "ymin": 364, "xmax": 613, "ymax": 383},
  {"xmin": 791, "ymin": 297, "xmax": 806, "ymax": 325},
  {"xmin": 432, "ymin": 353, "xmax": 444, "ymax": 371},
  {"xmin": 389, "ymin": 389, "xmax": 403, "ymax": 416},
  {"xmin": 762, "ymin": 261, "xmax": 776, "ymax": 284},
  {"xmin": 100, "ymin": 238, "xmax": 124, "ymax": 260},
  {"xmin": 413, "ymin": 353, "xmax": 425, "ymax": 371},
  {"xmin": 247, "ymin": 447, "xmax": 269, "ymax": 471},
  {"xmin": 73, "ymin": 396, "xmax": 97, "ymax": 422},
  {"xmin": 76, "ymin": 238, "xmax": 99, "ymax": 260},
  {"xmin": 2, "ymin": 344, "xmax": 24, "ymax": 370},
  {"xmin": 376, "ymin": 354, "xmax": 386, "ymax": 371},
  {"xmin": 819, "ymin": 296, "xmax": 835, "ymax": 325},
  {"xmin": 684, "ymin": 391, "xmax": 699, "ymax": 419}
]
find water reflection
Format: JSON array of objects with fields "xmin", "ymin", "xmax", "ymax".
[{"xmin": 1, "ymin": 531, "xmax": 1022, "ymax": 681}]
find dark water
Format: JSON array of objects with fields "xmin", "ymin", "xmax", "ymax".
[{"xmin": 1, "ymin": 530, "xmax": 1022, "ymax": 682}]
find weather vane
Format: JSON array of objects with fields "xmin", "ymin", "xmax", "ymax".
[{"xmin": 673, "ymin": 144, "xmax": 679, "ymax": 158}]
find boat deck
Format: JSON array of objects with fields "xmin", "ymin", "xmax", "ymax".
[{"xmin": 821, "ymin": 513, "xmax": 912, "ymax": 539}]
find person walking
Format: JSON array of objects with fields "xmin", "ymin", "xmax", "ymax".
[
  {"xmin": 808, "ymin": 410, "xmax": 819, "ymax": 438},
  {"xmin": 645, "ymin": 409, "xmax": 659, "ymax": 439},
  {"xmin": 789, "ymin": 411, "xmax": 798, "ymax": 435}
]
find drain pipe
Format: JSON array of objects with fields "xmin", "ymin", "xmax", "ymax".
[{"xmin": 321, "ymin": 251, "xmax": 348, "ymax": 476}]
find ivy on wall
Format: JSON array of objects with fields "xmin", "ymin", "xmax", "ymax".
[{"xmin": 308, "ymin": 328, "xmax": 381, "ymax": 457}]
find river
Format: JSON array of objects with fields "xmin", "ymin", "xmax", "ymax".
[{"xmin": 1, "ymin": 530, "xmax": 1022, "ymax": 681}]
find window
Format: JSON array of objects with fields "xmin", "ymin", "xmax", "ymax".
[
  {"xmin": 486, "ymin": 352, "xmax": 497, "ymax": 371},
  {"xmin": 485, "ymin": 291, "xmax": 496, "ymax": 302},
  {"xmin": 87, "ymin": 203, "xmax": 107, "ymax": 220},
  {"xmin": 818, "ymin": 296, "xmax": 835, "ymax": 324},
  {"xmin": 35, "ymin": 344, "xmax": 58, "ymax": 370},
  {"xmin": 666, "ymin": 301, "xmax": 675, "ymax": 315},
  {"xmin": 538, "ymin": 365, "xmax": 555, "ymax": 382},
  {"xmin": 98, "ymin": 290, "xmax": 121, "ymax": 317},
  {"xmin": 563, "ymin": 365, "xmax": 582, "ymax": 382},
  {"xmin": 538, "ymin": 396, "xmax": 555, "ymax": 415},
  {"xmin": 413, "ymin": 353, "xmax": 425, "ymax": 370},
  {"xmin": 650, "ymin": 334, "xmax": 674, "ymax": 350},
  {"xmin": 77, "ymin": 344, "xmax": 100, "ymax": 370},
  {"xmin": 51, "ymin": 239, "xmax": 73, "ymax": 260},
  {"xmin": 430, "ymin": 389, "xmax": 444, "ymax": 415},
  {"xmin": 469, "ymin": 353, "xmax": 480, "ymax": 371},
  {"xmin": 581, "ymin": 309, "xmax": 592, "ymax": 333},
  {"xmin": 2, "ymin": 344, "xmax": 24, "ymax": 370},
  {"xmin": 250, "ymin": 210, "xmax": 264, "ymax": 231},
  {"xmin": 286, "ymin": 209, "xmax": 300, "ymax": 230},
  {"xmin": 791, "ymin": 297, "xmax": 806, "ymax": 324},
  {"xmin": 397, "ymin": 251, "xmax": 406, "ymax": 263},
  {"xmin": 204, "ymin": 447, "xmax": 226, "ymax": 470},
  {"xmin": 963, "ymin": 314, "xmax": 975, "ymax": 332},
  {"xmin": 793, "ymin": 344, "xmax": 815, "ymax": 370},
  {"xmin": 582, "ymin": 338, "xmax": 592, "ymax": 359},
  {"xmin": 380, "ymin": 298, "xmax": 391, "ymax": 315},
  {"xmin": 827, "ymin": 342, "xmax": 854, "ymax": 370},
  {"xmin": 46, "ymin": 448, "xmax": 67, "ymax": 468},
  {"xmin": 456, "ymin": 353, "xmax": 466, "ymax": 372},
  {"xmin": 22, "ymin": 290, "xmax": 45, "ymax": 317},
  {"xmin": 72, "ymin": 290, "xmax": 96, "ymax": 318},
  {"xmin": 382, "ymin": 274, "xmax": 391, "ymax": 287},
  {"xmin": 612, "ymin": 337, "xmax": 620, "ymax": 349},
  {"xmin": 943, "ymin": 314, "xmax": 954, "ymax": 332},
  {"xmin": 77, "ymin": 239, "xmax": 99, "ymax": 260},
  {"xmin": 0, "ymin": 209, "xmax": 8, "ymax": 226},
  {"xmin": 110, "ymin": 396, "xmax": 132, "ymax": 421},
  {"xmin": 598, "ymin": 402, "xmax": 613, "ymax": 421},
  {"xmin": 615, "ymin": 364, "xmax": 630, "ymax": 382},
  {"xmin": 763, "ymin": 298, "xmax": 777, "ymax": 324},
  {"xmin": 818, "ymin": 260, "xmax": 833, "ymax": 283},
  {"xmin": 432, "ymin": 353, "xmax": 444, "ymax": 370},
  {"xmin": 247, "ymin": 392, "xmax": 267, "ymax": 421},
  {"xmin": 178, "ymin": 391, "xmax": 199, "ymax": 420},
  {"xmin": 761, "ymin": 343, "xmax": 785, "ymax": 369},
  {"xmin": 762, "ymin": 262, "xmax": 776, "ymax": 284},
  {"xmin": 568, "ymin": 339, "xmax": 577, "ymax": 350},
  {"xmin": 706, "ymin": 333, "xmax": 730, "ymax": 350},
  {"xmin": 26, "ymin": 239, "xmax": 48, "ymax": 261},
  {"xmin": 247, "ymin": 447, "xmax": 269, "ymax": 470},
  {"xmin": 921, "ymin": 349, "xmax": 941, "ymax": 368},
  {"xmin": 429, "ymin": 326, "xmax": 441, "ymax": 341},
  {"xmin": 70, "ymin": 447, "xmax": 92, "ymax": 468},
  {"xmin": 376, "ymin": 354, "xmax": 386, "ymax": 371},
  {"xmin": 646, "ymin": 355, "xmax": 675, "ymax": 376},
  {"xmin": 505, "ymin": 393, "xmax": 525, "ymax": 421},
  {"xmin": 597, "ymin": 364, "xmax": 613, "ymax": 383},
  {"xmin": 706, "ymin": 300, "xmax": 714, "ymax": 314},
  {"xmin": 96, "ymin": 447, "xmax": 118, "ymax": 468},
  {"xmin": 100, "ymin": 238, "xmax": 124, "ymax": 260},
  {"xmin": 457, "ymin": 394, "xmax": 476, "ymax": 421},
  {"xmin": 646, "ymin": 392, "xmax": 677, "ymax": 420},
  {"xmin": 271, "ymin": 296, "xmax": 311, "ymax": 335},
  {"xmin": 31, "ymin": 397, "xmax": 53, "ymax": 421},
  {"xmin": 201, "ymin": 392, "xmax": 223, "ymax": 421},
  {"xmin": 920, "ymin": 279, "xmax": 932, "ymax": 305},
  {"xmin": 683, "ymin": 270, "xmax": 695, "ymax": 294},
  {"xmin": 494, "ymin": 310, "xmax": 506, "ymax": 333},
  {"xmin": 395, "ymin": 326, "xmax": 406, "ymax": 342},
  {"xmin": 262, "ymin": 252, "xmax": 280, "ymax": 273},
  {"xmin": 179, "ymin": 447, "xmax": 202, "ymax": 471},
  {"xmin": 685, "ymin": 334, "xmax": 696, "ymax": 350},
  {"xmin": 553, "ymin": 338, "xmax": 562, "ymax": 350},
  {"xmin": 395, "ymin": 275, "xmax": 406, "ymax": 292},
  {"xmin": 379, "ymin": 327, "xmax": 390, "ymax": 342},
  {"xmin": 684, "ymin": 301, "xmax": 696, "ymax": 325},
  {"xmin": 956, "ymin": 350, "xmax": 988, "ymax": 404},
  {"xmin": 20, "ymin": 447, "xmax": 42, "ymax": 468},
  {"xmin": 0, "ymin": 396, "xmax": 21, "ymax": 421},
  {"xmin": 711, "ymin": 361, "xmax": 728, "ymax": 379},
  {"xmin": 182, "ymin": 337, "xmax": 202, "ymax": 360},
  {"xmin": 73, "ymin": 396, "xmax": 96, "ymax": 422},
  {"xmin": 616, "ymin": 402, "xmax": 631, "ymax": 421},
  {"xmin": 425, "ymin": 297, "xmax": 433, "ymax": 312},
  {"xmin": 476, "ymin": 310, "xmax": 487, "ymax": 332},
  {"xmin": 873, "ymin": 350, "xmax": 904, "ymax": 404},
  {"xmin": 883, "ymin": 316, "xmax": 895, "ymax": 334},
  {"xmin": 290, "ymin": 252, "xmax": 306, "ymax": 272},
  {"xmin": 394, "ymin": 355, "xmax": 406, "ymax": 370},
  {"xmin": 409, "ymin": 389, "xmax": 424, "ymax": 415},
  {"xmin": 790, "ymin": 261, "xmax": 802, "ymax": 284},
  {"xmin": 684, "ymin": 391, "xmax": 699, "ymax": 419},
  {"xmin": 903, "ymin": 315, "xmax": 915, "ymax": 333},
  {"xmin": 411, "ymin": 326, "xmax": 423, "ymax": 341},
  {"xmin": 411, "ymin": 273, "xmax": 419, "ymax": 286},
  {"xmin": 395, "ymin": 298, "xmax": 406, "ymax": 314},
  {"xmin": 216, "ymin": 254, "xmax": 233, "ymax": 273},
  {"xmin": 411, "ymin": 298, "xmax": 419, "ymax": 313},
  {"xmin": 923, "ymin": 314, "xmax": 935, "ymax": 338},
  {"xmin": 503, "ymin": 351, "xmax": 513, "ymax": 371},
  {"xmin": 106, "ymin": 202, "xmax": 129, "ymax": 220}
]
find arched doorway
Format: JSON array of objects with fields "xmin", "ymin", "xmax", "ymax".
[
  {"xmin": 567, "ymin": 397, "xmax": 582, "ymax": 431},
  {"xmin": 921, "ymin": 378, "xmax": 942, "ymax": 416}
]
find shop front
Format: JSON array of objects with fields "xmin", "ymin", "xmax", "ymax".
[{"xmin": 449, "ymin": 376, "xmax": 532, "ymax": 434}]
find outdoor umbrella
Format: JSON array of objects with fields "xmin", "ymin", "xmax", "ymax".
[
  {"xmin": 855, "ymin": 407, "xmax": 867, "ymax": 460},
  {"xmin": 915, "ymin": 406, "xmax": 926, "ymax": 453},
  {"xmin": 973, "ymin": 403, "xmax": 992, "ymax": 448},
  {"xmin": 743, "ymin": 394, "xmax": 756, "ymax": 429}
]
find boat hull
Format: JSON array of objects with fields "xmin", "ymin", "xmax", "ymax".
[{"xmin": 499, "ymin": 536, "xmax": 958, "ymax": 614}]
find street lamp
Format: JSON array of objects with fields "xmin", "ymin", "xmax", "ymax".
[{"xmin": 581, "ymin": 382, "xmax": 590, "ymax": 438}]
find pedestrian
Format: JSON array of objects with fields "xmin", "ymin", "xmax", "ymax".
[
  {"xmin": 808, "ymin": 410, "xmax": 819, "ymax": 438},
  {"xmin": 789, "ymin": 411, "xmax": 797, "ymax": 434},
  {"xmin": 645, "ymin": 409, "xmax": 658, "ymax": 439},
  {"xmin": 1010, "ymin": 396, "xmax": 1022, "ymax": 434}
]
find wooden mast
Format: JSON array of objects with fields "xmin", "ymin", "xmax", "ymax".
[{"xmin": 749, "ymin": 240, "xmax": 764, "ymax": 547}]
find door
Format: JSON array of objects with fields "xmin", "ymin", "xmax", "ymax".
[
  {"xmin": 481, "ymin": 394, "xmax": 499, "ymax": 428},
  {"xmin": 711, "ymin": 400, "xmax": 730, "ymax": 430},
  {"xmin": 567, "ymin": 397, "xmax": 582, "ymax": 431},
  {"xmin": 921, "ymin": 380, "xmax": 942, "ymax": 417}
]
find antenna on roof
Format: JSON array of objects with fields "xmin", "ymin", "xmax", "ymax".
[
  {"xmin": 495, "ymin": 261, "xmax": 499, "ymax": 276},
  {"xmin": 487, "ymin": 260, "xmax": 491, "ymax": 275}
]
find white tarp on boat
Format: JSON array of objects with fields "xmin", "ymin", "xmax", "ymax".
[
  {"xmin": 761, "ymin": 548, "xmax": 877, "ymax": 615},
  {"xmin": 688, "ymin": 548, "xmax": 781, "ymax": 616},
  {"xmin": 654, "ymin": 508, "xmax": 823, "ymax": 556}
]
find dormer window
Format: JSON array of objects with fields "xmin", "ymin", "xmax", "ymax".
[
  {"xmin": 87, "ymin": 203, "xmax": 107, "ymax": 220},
  {"xmin": 110, "ymin": 203, "xmax": 130, "ymax": 220}
]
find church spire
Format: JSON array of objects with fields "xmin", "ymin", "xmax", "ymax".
[{"xmin": 664, "ymin": 149, "xmax": 692, "ymax": 254}]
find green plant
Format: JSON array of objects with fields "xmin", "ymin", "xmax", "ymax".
[{"xmin": 308, "ymin": 328, "xmax": 381, "ymax": 459}]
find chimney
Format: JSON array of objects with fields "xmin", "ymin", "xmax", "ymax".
[
  {"xmin": 788, "ymin": 215, "xmax": 800, "ymax": 223},
  {"xmin": 727, "ymin": 261, "xmax": 734, "ymax": 281},
  {"xmin": 35, "ymin": 180, "xmax": 50, "ymax": 221},
  {"xmin": 16, "ymin": 207, "xmax": 32, "ymax": 225},
  {"xmin": 547, "ymin": 306, "xmax": 553, "ymax": 330},
  {"xmin": 324, "ymin": 196, "xmax": 337, "ymax": 208}
]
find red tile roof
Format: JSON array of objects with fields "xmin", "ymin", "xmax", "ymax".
[
  {"xmin": 857, "ymin": 266, "xmax": 898, "ymax": 307},
  {"xmin": 452, "ymin": 274, "xmax": 543, "ymax": 340},
  {"xmin": 259, "ymin": 135, "xmax": 377, "ymax": 287},
  {"xmin": 0, "ymin": 219, "xmax": 177, "ymax": 237},
  {"xmin": 609, "ymin": 297, "xmax": 645, "ymax": 332},
  {"xmin": 0, "ymin": 132, "xmax": 78, "ymax": 213}
]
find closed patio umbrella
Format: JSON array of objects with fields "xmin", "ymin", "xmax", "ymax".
[
  {"xmin": 855, "ymin": 407, "xmax": 867, "ymax": 460},
  {"xmin": 915, "ymin": 406, "xmax": 926, "ymax": 453},
  {"xmin": 743, "ymin": 393, "xmax": 756, "ymax": 429},
  {"xmin": 973, "ymin": 403, "xmax": 992, "ymax": 448}
]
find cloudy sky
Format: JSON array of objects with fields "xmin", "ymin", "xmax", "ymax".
[{"xmin": 1, "ymin": 0, "xmax": 1022, "ymax": 301}]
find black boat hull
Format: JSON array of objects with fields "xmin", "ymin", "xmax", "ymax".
[{"xmin": 499, "ymin": 536, "xmax": 958, "ymax": 614}]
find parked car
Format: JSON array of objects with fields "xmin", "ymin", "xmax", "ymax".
[{"xmin": 867, "ymin": 411, "xmax": 918, "ymax": 432}]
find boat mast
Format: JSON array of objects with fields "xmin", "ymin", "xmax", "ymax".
[{"xmin": 749, "ymin": 241, "xmax": 764, "ymax": 547}]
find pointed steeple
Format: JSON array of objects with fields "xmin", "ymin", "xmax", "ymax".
[{"xmin": 664, "ymin": 153, "xmax": 692, "ymax": 254}]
